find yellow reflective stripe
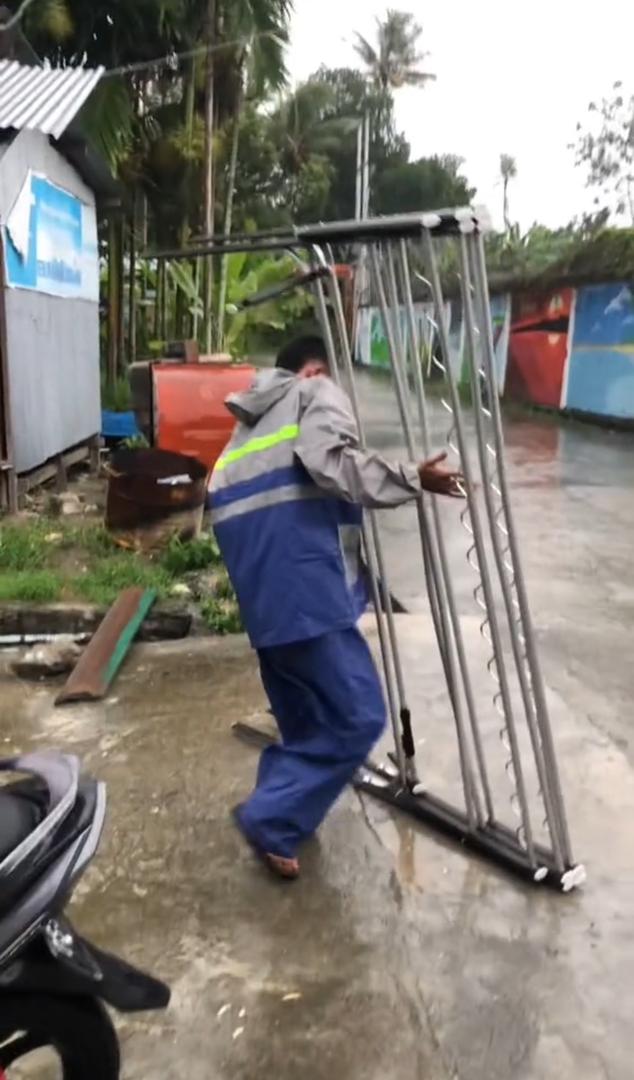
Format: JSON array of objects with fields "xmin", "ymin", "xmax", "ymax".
[{"xmin": 214, "ymin": 424, "xmax": 299, "ymax": 471}]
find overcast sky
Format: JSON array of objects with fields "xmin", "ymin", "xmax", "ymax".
[{"xmin": 287, "ymin": 0, "xmax": 634, "ymax": 231}]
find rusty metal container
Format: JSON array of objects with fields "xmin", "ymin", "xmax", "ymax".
[
  {"xmin": 105, "ymin": 448, "xmax": 209, "ymax": 550},
  {"xmin": 128, "ymin": 359, "xmax": 256, "ymax": 472}
]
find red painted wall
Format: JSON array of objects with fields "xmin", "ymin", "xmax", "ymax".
[{"xmin": 506, "ymin": 289, "xmax": 572, "ymax": 408}]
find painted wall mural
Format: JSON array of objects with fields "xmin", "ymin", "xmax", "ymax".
[
  {"xmin": 355, "ymin": 281, "xmax": 634, "ymax": 424},
  {"xmin": 565, "ymin": 283, "xmax": 634, "ymax": 420},
  {"xmin": 505, "ymin": 289, "xmax": 572, "ymax": 409},
  {"xmin": 356, "ymin": 302, "xmax": 444, "ymax": 370},
  {"xmin": 490, "ymin": 293, "xmax": 511, "ymax": 392}
]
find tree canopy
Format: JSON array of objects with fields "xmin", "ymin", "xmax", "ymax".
[
  {"xmin": 572, "ymin": 82, "xmax": 634, "ymax": 225},
  {"xmin": 7, "ymin": 1, "xmax": 479, "ymax": 357},
  {"xmin": 374, "ymin": 155, "xmax": 474, "ymax": 216}
]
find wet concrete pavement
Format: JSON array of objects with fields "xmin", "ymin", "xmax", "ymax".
[
  {"xmin": 2, "ymin": 372, "xmax": 634, "ymax": 1078},
  {"xmin": 357, "ymin": 370, "xmax": 634, "ymax": 762}
]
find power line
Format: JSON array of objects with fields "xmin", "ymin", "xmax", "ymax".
[
  {"xmin": 104, "ymin": 34, "xmax": 268, "ymax": 79},
  {"xmin": 0, "ymin": 12, "xmax": 283, "ymax": 80}
]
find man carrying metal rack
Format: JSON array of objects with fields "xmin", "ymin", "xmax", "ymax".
[
  {"xmin": 210, "ymin": 332, "xmax": 463, "ymax": 879},
  {"xmin": 147, "ymin": 208, "xmax": 582, "ymax": 891}
]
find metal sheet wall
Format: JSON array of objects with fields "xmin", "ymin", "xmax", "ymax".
[{"xmin": 0, "ymin": 130, "xmax": 100, "ymax": 473}]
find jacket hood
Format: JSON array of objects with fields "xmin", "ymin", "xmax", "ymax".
[{"xmin": 225, "ymin": 368, "xmax": 297, "ymax": 426}]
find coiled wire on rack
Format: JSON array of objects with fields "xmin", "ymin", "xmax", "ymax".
[{"xmin": 419, "ymin": 296, "xmax": 527, "ymax": 848}]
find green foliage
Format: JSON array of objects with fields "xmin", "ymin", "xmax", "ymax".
[
  {"xmin": 167, "ymin": 261, "xmax": 203, "ymax": 320},
  {"xmin": 0, "ymin": 523, "xmax": 48, "ymax": 570},
  {"xmin": 160, "ymin": 248, "xmax": 313, "ymax": 353},
  {"xmin": 230, "ymin": 104, "xmax": 284, "ymax": 229},
  {"xmin": 499, "ymin": 154, "xmax": 517, "ymax": 180},
  {"xmin": 0, "ymin": 572, "xmax": 63, "ymax": 604},
  {"xmin": 374, "ymin": 155, "xmax": 475, "ymax": 216},
  {"xmin": 291, "ymin": 67, "xmax": 409, "ymax": 223},
  {"xmin": 24, "ymin": 0, "xmax": 293, "ymax": 245},
  {"xmin": 101, "ymin": 372, "xmax": 132, "ymax": 413},
  {"xmin": 222, "ymin": 252, "xmax": 314, "ymax": 352},
  {"xmin": 28, "ymin": 4, "xmax": 480, "ymax": 362},
  {"xmin": 0, "ymin": 517, "xmax": 241, "ymax": 632},
  {"xmin": 80, "ymin": 77, "xmax": 137, "ymax": 173},
  {"xmin": 161, "ymin": 533, "xmax": 221, "ymax": 575},
  {"xmin": 24, "ymin": 0, "xmax": 74, "ymax": 42},
  {"xmin": 485, "ymin": 221, "xmax": 634, "ymax": 293},
  {"xmin": 271, "ymin": 81, "xmax": 354, "ymax": 168},
  {"xmin": 121, "ymin": 434, "xmax": 150, "ymax": 450},
  {"xmin": 499, "ymin": 153, "xmax": 517, "ymax": 232},
  {"xmin": 199, "ymin": 595, "xmax": 242, "ymax": 634},
  {"xmin": 354, "ymin": 9, "xmax": 435, "ymax": 91},
  {"xmin": 0, "ymin": 521, "xmax": 116, "ymax": 564},
  {"xmin": 65, "ymin": 525, "xmax": 118, "ymax": 556},
  {"xmin": 572, "ymin": 82, "xmax": 634, "ymax": 224},
  {"xmin": 24, "ymin": 1, "xmax": 467, "ymax": 253}
]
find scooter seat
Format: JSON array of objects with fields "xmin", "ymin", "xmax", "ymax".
[{"xmin": 0, "ymin": 790, "xmax": 41, "ymax": 862}]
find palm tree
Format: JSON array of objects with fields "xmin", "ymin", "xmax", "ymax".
[
  {"xmin": 271, "ymin": 81, "xmax": 351, "ymax": 172},
  {"xmin": 354, "ymin": 9, "xmax": 435, "ymax": 91},
  {"xmin": 500, "ymin": 153, "xmax": 517, "ymax": 233},
  {"xmin": 216, "ymin": 0, "xmax": 292, "ymax": 346},
  {"xmin": 22, "ymin": 0, "xmax": 73, "ymax": 41}
]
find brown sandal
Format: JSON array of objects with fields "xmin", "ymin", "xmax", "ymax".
[
  {"xmin": 263, "ymin": 852, "xmax": 300, "ymax": 880},
  {"xmin": 232, "ymin": 805, "xmax": 300, "ymax": 880}
]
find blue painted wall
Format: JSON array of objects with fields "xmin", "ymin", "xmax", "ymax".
[{"xmin": 565, "ymin": 283, "xmax": 634, "ymax": 420}]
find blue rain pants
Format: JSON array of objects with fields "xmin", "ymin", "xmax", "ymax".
[{"xmin": 239, "ymin": 626, "xmax": 386, "ymax": 858}]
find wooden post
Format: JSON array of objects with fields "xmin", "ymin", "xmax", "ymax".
[
  {"xmin": 153, "ymin": 256, "xmax": 162, "ymax": 342},
  {"xmin": 116, "ymin": 216, "xmax": 125, "ymax": 372},
  {"xmin": 55, "ymin": 453, "xmax": 68, "ymax": 493},
  {"xmin": 107, "ymin": 215, "xmax": 120, "ymax": 387},
  {"xmin": 128, "ymin": 200, "xmax": 137, "ymax": 367},
  {"xmin": 184, "ymin": 339, "xmax": 199, "ymax": 364},
  {"xmin": 89, "ymin": 434, "xmax": 101, "ymax": 475},
  {"xmin": 160, "ymin": 260, "xmax": 168, "ymax": 345},
  {"xmin": 216, "ymin": 64, "xmax": 244, "ymax": 350},
  {"xmin": 202, "ymin": 0, "xmax": 216, "ymax": 355}
]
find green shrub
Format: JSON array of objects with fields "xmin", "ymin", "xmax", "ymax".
[
  {"xmin": 161, "ymin": 533, "xmax": 222, "ymax": 576},
  {"xmin": 199, "ymin": 596, "xmax": 242, "ymax": 635},
  {"xmin": 101, "ymin": 373, "xmax": 132, "ymax": 412}
]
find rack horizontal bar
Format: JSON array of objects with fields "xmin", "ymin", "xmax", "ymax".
[
  {"xmin": 356, "ymin": 765, "xmax": 585, "ymax": 892},
  {"xmin": 140, "ymin": 206, "xmax": 487, "ymax": 262}
]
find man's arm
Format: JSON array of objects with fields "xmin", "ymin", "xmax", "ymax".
[{"xmin": 295, "ymin": 377, "xmax": 450, "ymax": 509}]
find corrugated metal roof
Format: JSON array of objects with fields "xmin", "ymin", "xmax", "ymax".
[{"xmin": 0, "ymin": 60, "xmax": 104, "ymax": 140}]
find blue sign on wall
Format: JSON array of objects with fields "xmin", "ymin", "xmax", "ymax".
[
  {"xmin": 4, "ymin": 173, "xmax": 98, "ymax": 302},
  {"xmin": 566, "ymin": 284, "xmax": 634, "ymax": 419}
]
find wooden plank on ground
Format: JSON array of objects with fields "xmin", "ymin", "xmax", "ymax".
[{"xmin": 55, "ymin": 587, "xmax": 156, "ymax": 705}]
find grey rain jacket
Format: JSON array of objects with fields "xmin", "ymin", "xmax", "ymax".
[{"xmin": 209, "ymin": 369, "xmax": 422, "ymax": 647}]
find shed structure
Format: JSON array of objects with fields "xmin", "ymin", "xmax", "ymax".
[{"xmin": 0, "ymin": 44, "xmax": 115, "ymax": 509}]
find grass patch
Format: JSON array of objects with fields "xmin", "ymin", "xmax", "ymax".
[
  {"xmin": 0, "ymin": 523, "xmax": 116, "ymax": 571},
  {"xmin": 0, "ymin": 571, "xmax": 63, "ymax": 603},
  {"xmin": 74, "ymin": 555, "xmax": 173, "ymax": 607},
  {"xmin": 0, "ymin": 522, "xmax": 50, "ymax": 571},
  {"xmin": 0, "ymin": 517, "xmax": 242, "ymax": 633}
]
